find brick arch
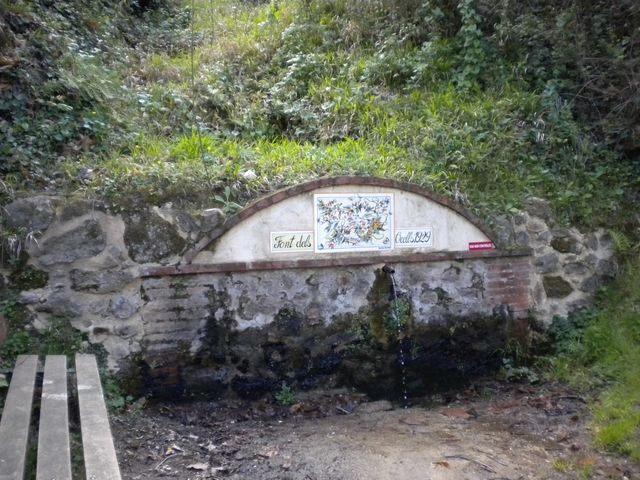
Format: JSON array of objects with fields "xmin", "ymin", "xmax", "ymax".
[{"xmin": 184, "ymin": 175, "xmax": 498, "ymax": 264}]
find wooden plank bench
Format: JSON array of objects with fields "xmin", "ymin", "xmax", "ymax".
[{"xmin": 0, "ymin": 354, "xmax": 121, "ymax": 480}]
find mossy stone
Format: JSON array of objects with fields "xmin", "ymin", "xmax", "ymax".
[
  {"xmin": 543, "ymin": 275, "xmax": 574, "ymax": 298},
  {"xmin": 123, "ymin": 211, "xmax": 187, "ymax": 263}
]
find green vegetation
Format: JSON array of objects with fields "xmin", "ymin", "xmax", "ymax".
[
  {"xmin": 0, "ymin": 314, "xmax": 85, "ymax": 368},
  {"xmin": 1, "ymin": 0, "xmax": 638, "ymax": 226},
  {"xmin": 384, "ymin": 297, "xmax": 411, "ymax": 340},
  {"xmin": 102, "ymin": 371, "xmax": 135, "ymax": 412},
  {"xmin": 550, "ymin": 257, "xmax": 640, "ymax": 460},
  {"xmin": 275, "ymin": 382, "xmax": 296, "ymax": 405}
]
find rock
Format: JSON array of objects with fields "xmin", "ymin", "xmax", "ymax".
[
  {"xmin": 88, "ymin": 299, "xmax": 110, "ymax": 315},
  {"xmin": 70, "ymin": 268, "xmax": 134, "ymax": 293},
  {"xmin": 36, "ymin": 219, "xmax": 106, "ymax": 265},
  {"xmin": 123, "ymin": 211, "xmax": 187, "ymax": 264},
  {"xmin": 564, "ymin": 262, "xmax": 591, "ymax": 277},
  {"xmin": 536, "ymin": 230, "xmax": 553, "ymax": 243},
  {"xmin": 598, "ymin": 231, "xmax": 614, "ymax": 249},
  {"xmin": 543, "ymin": 276, "xmax": 574, "ymax": 298},
  {"xmin": 596, "ymin": 259, "xmax": 617, "ymax": 278},
  {"xmin": 584, "ymin": 233, "xmax": 599, "ymax": 251},
  {"xmin": 304, "ymin": 302, "xmax": 324, "ymax": 325},
  {"xmin": 513, "ymin": 212, "xmax": 528, "ymax": 226},
  {"xmin": 491, "ymin": 215, "xmax": 515, "ymax": 247},
  {"xmin": 114, "ymin": 323, "xmax": 142, "ymax": 338},
  {"xmin": 532, "ymin": 282, "xmax": 546, "ymax": 305},
  {"xmin": 110, "ymin": 296, "xmax": 138, "ymax": 319},
  {"xmin": 580, "ymin": 275, "xmax": 603, "ymax": 293},
  {"xmin": 200, "ymin": 208, "xmax": 225, "ymax": 232},
  {"xmin": 59, "ymin": 199, "xmax": 96, "ymax": 221},
  {"xmin": 174, "ymin": 211, "xmax": 199, "ymax": 233},
  {"xmin": 583, "ymin": 253, "xmax": 599, "ymax": 267},
  {"xmin": 3, "ymin": 196, "xmax": 56, "ymax": 232},
  {"xmin": 95, "ymin": 245, "xmax": 129, "ymax": 269},
  {"xmin": 515, "ymin": 231, "xmax": 530, "ymax": 247},
  {"xmin": 526, "ymin": 218, "xmax": 547, "ymax": 234},
  {"xmin": 534, "ymin": 253, "xmax": 560, "ymax": 274},
  {"xmin": 356, "ymin": 400, "xmax": 394, "ymax": 414},
  {"xmin": 35, "ymin": 292, "xmax": 82, "ymax": 317},
  {"xmin": 19, "ymin": 290, "xmax": 42, "ymax": 305},
  {"xmin": 550, "ymin": 229, "xmax": 581, "ymax": 254},
  {"xmin": 523, "ymin": 197, "xmax": 554, "ymax": 223}
]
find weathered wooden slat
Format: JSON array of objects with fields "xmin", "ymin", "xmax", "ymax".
[
  {"xmin": 36, "ymin": 355, "xmax": 72, "ymax": 480},
  {"xmin": 0, "ymin": 355, "xmax": 39, "ymax": 480},
  {"xmin": 75, "ymin": 354, "xmax": 121, "ymax": 480}
]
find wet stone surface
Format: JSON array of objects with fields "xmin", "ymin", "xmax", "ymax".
[{"xmin": 138, "ymin": 303, "xmax": 513, "ymax": 402}]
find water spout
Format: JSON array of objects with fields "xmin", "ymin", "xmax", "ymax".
[{"xmin": 383, "ymin": 265, "xmax": 410, "ymax": 409}]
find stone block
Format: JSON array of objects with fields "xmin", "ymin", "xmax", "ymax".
[
  {"xmin": 37, "ymin": 219, "xmax": 106, "ymax": 265},
  {"xmin": 3, "ymin": 196, "xmax": 56, "ymax": 232},
  {"xmin": 515, "ymin": 231, "xmax": 530, "ymax": 247},
  {"xmin": 200, "ymin": 208, "xmax": 225, "ymax": 232},
  {"xmin": 580, "ymin": 275, "xmax": 603, "ymax": 293},
  {"xmin": 596, "ymin": 259, "xmax": 617, "ymax": 278},
  {"xmin": 174, "ymin": 211, "xmax": 199, "ymax": 233},
  {"xmin": 543, "ymin": 276, "xmax": 574, "ymax": 298},
  {"xmin": 550, "ymin": 229, "xmax": 582, "ymax": 254},
  {"xmin": 564, "ymin": 262, "xmax": 591, "ymax": 277},
  {"xmin": 59, "ymin": 199, "xmax": 99, "ymax": 221},
  {"xmin": 523, "ymin": 197, "xmax": 554, "ymax": 223},
  {"xmin": 585, "ymin": 233, "xmax": 599, "ymax": 250},
  {"xmin": 534, "ymin": 253, "xmax": 560, "ymax": 274},
  {"xmin": 123, "ymin": 211, "xmax": 187, "ymax": 264},
  {"xmin": 525, "ymin": 218, "xmax": 547, "ymax": 234},
  {"xmin": 490, "ymin": 215, "xmax": 515, "ymax": 247},
  {"xmin": 110, "ymin": 296, "xmax": 138, "ymax": 319},
  {"xmin": 70, "ymin": 268, "xmax": 135, "ymax": 293},
  {"xmin": 34, "ymin": 292, "xmax": 82, "ymax": 317}
]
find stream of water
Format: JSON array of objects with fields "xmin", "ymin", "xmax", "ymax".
[{"xmin": 388, "ymin": 271, "xmax": 410, "ymax": 408}]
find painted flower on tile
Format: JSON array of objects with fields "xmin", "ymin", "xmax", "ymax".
[{"xmin": 314, "ymin": 194, "xmax": 393, "ymax": 252}]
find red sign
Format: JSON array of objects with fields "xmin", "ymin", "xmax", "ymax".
[{"xmin": 468, "ymin": 241, "xmax": 495, "ymax": 251}]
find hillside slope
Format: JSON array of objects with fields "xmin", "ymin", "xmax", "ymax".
[{"xmin": 0, "ymin": 0, "xmax": 638, "ymax": 228}]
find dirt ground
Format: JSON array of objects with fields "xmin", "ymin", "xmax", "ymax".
[{"xmin": 112, "ymin": 381, "xmax": 639, "ymax": 480}]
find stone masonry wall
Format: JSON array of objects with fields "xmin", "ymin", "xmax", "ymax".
[
  {"xmin": 492, "ymin": 198, "xmax": 616, "ymax": 320},
  {"xmin": 140, "ymin": 256, "xmax": 531, "ymax": 397},
  {"xmin": 0, "ymin": 190, "xmax": 617, "ymax": 389},
  {"xmin": 141, "ymin": 255, "xmax": 530, "ymax": 355}
]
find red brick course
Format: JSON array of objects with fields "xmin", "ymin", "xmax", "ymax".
[{"xmin": 484, "ymin": 256, "xmax": 532, "ymax": 318}]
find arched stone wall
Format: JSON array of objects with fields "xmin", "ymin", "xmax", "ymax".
[{"xmin": 1, "ymin": 178, "xmax": 614, "ymax": 397}]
